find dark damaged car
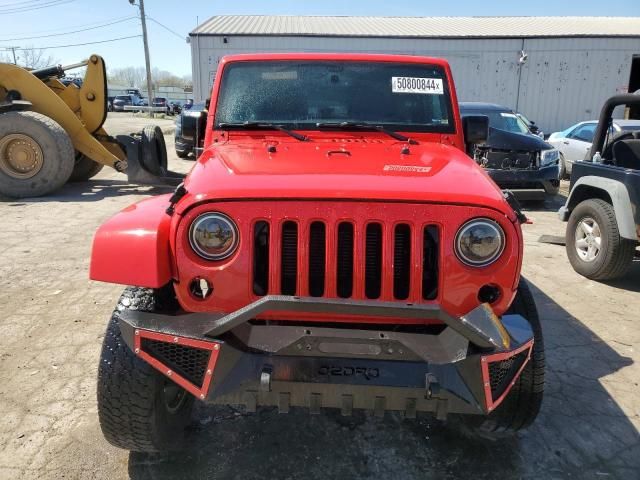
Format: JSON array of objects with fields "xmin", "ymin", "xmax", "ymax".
[{"xmin": 460, "ymin": 102, "xmax": 561, "ymax": 200}]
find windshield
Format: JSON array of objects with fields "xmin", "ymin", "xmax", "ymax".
[
  {"xmin": 215, "ymin": 61, "xmax": 454, "ymax": 133},
  {"xmin": 484, "ymin": 111, "xmax": 531, "ymax": 134},
  {"xmin": 619, "ymin": 124, "xmax": 640, "ymax": 132}
]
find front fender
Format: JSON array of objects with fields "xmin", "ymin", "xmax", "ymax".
[
  {"xmin": 560, "ymin": 175, "xmax": 637, "ymax": 241},
  {"xmin": 90, "ymin": 195, "xmax": 173, "ymax": 287}
]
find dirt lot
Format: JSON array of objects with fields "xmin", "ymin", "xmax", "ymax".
[{"xmin": 0, "ymin": 114, "xmax": 638, "ymax": 479}]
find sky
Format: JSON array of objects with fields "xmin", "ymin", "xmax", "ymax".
[{"xmin": 1, "ymin": 0, "xmax": 639, "ymax": 77}]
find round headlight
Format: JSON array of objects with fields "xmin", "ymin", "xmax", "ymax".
[
  {"xmin": 455, "ymin": 219, "xmax": 505, "ymax": 267},
  {"xmin": 189, "ymin": 213, "xmax": 239, "ymax": 261}
]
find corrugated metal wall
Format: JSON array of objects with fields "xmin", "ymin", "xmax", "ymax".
[{"xmin": 191, "ymin": 35, "xmax": 640, "ymax": 133}]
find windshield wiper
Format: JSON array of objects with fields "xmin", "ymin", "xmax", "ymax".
[
  {"xmin": 316, "ymin": 121, "xmax": 418, "ymax": 145},
  {"xmin": 218, "ymin": 121, "xmax": 308, "ymax": 142}
]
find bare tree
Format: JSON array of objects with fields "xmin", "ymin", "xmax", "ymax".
[
  {"xmin": 108, "ymin": 66, "xmax": 146, "ymax": 88},
  {"xmin": 149, "ymin": 67, "xmax": 186, "ymax": 88},
  {"xmin": 17, "ymin": 46, "xmax": 57, "ymax": 69}
]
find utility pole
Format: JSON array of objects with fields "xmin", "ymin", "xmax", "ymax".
[
  {"xmin": 7, "ymin": 46, "xmax": 18, "ymax": 64},
  {"xmin": 130, "ymin": 0, "xmax": 154, "ymax": 116}
]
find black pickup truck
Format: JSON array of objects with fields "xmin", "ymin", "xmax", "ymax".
[{"xmin": 174, "ymin": 101, "xmax": 207, "ymax": 158}]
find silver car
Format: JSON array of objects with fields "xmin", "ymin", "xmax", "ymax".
[{"xmin": 548, "ymin": 119, "xmax": 640, "ymax": 177}]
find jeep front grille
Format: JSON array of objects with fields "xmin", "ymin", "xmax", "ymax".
[
  {"xmin": 280, "ymin": 221, "xmax": 298, "ymax": 295},
  {"xmin": 252, "ymin": 219, "xmax": 440, "ymax": 302}
]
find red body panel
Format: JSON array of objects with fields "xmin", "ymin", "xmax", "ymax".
[{"xmin": 90, "ymin": 195, "xmax": 173, "ymax": 288}]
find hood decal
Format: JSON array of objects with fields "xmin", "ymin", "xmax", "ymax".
[{"xmin": 383, "ymin": 165, "xmax": 432, "ymax": 173}]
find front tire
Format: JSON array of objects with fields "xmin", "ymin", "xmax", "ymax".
[
  {"xmin": 559, "ymin": 153, "xmax": 568, "ymax": 180},
  {"xmin": 97, "ymin": 287, "xmax": 194, "ymax": 452},
  {"xmin": 543, "ymin": 179, "xmax": 560, "ymax": 196},
  {"xmin": 473, "ymin": 279, "xmax": 544, "ymax": 433},
  {"xmin": 0, "ymin": 111, "xmax": 74, "ymax": 198},
  {"xmin": 566, "ymin": 199, "xmax": 635, "ymax": 280}
]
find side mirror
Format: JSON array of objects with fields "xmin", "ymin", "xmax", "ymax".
[
  {"xmin": 529, "ymin": 124, "xmax": 539, "ymax": 134},
  {"xmin": 463, "ymin": 115, "xmax": 489, "ymax": 145}
]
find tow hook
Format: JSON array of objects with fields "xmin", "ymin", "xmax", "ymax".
[
  {"xmin": 425, "ymin": 373, "xmax": 440, "ymax": 399},
  {"xmin": 260, "ymin": 366, "xmax": 272, "ymax": 392}
]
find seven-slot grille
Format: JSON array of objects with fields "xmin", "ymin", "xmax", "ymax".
[{"xmin": 252, "ymin": 220, "xmax": 439, "ymax": 302}]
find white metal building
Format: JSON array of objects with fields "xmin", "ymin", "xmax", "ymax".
[{"xmin": 189, "ymin": 16, "xmax": 640, "ymax": 132}]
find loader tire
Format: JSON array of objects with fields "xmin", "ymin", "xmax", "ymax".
[
  {"xmin": 470, "ymin": 278, "xmax": 544, "ymax": 433},
  {"xmin": 97, "ymin": 287, "xmax": 194, "ymax": 453},
  {"xmin": 68, "ymin": 153, "xmax": 104, "ymax": 182},
  {"xmin": 0, "ymin": 111, "xmax": 74, "ymax": 198},
  {"xmin": 140, "ymin": 125, "xmax": 168, "ymax": 176}
]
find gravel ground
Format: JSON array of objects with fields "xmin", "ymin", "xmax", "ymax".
[{"xmin": 0, "ymin": 114, "xmax": 638, "ymax": 479}]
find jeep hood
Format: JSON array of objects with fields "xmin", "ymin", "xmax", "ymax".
[
  {"xmin": 484, "ymin": 127, "xmax": 552, "ymax": 152},
  {"xmin": 178, "ymin": 139, "xmax": 512, "ymax": 216}
]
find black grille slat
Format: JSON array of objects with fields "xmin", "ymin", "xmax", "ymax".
[
  {"xmin": 365, "ymin": 223, "xmax": 383, "ymax": 299},
  {"xmin": 281, "ymin": 221, "xmax": 298, "ymax": 295},
  {"xmin": 308, "ymin": 222, "xmax": 326, "ymax": 297},
  {"xmin": 488, "ymin": 349, "xmax": 529, "ymax": 400},
  {"xmin": 393, "ymin": 224, "xmax": 411, "ymax": 300},
  {"xmin": 252, "ymin": 221, "xmax": 270, "ymax": 296},
  {"xmin": 422, "ymin": 225, "xmax": 439, "ymax": 300},
  {"xmin": 141, "ymin": 339, "xmax": 210, "ymax": 386},
  {"xmin": 336, "ymin": 222, "xmax": 354, "ymax": 298}
]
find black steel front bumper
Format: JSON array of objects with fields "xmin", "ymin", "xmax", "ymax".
[
  {"xmin": 487, "ymin": 164, "xmax": 560, "ymax": 198},
  {"xmin": 118, "ymin": 296, "xmax": 534, "ymax": 418}
]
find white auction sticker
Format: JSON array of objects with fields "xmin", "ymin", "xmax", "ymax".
[{"xmin": 392, "ymin": 77, "xmax": 443, "ymax": 95}]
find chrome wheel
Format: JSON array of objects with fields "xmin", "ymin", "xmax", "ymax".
[
  {"xmin": 0, "ymin": 133, "xmax": 44, "ymax": 179},
  {"xmin": 575, "ymin": 217, "xmax": 601, "ymax": 262}
]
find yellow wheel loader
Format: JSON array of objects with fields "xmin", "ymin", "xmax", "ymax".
[{"xmin": 0, "ymin": 54, "xmax": 183, "ymax": 198}]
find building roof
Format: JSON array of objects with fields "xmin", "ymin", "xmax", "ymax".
[{"xmin": 191, "ymin": 15, "xmax": 640, "ymax": 38}]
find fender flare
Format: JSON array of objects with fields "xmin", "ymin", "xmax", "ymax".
[
  {"xmin": 90, "ymin": 195, "xmax": 173, "ymax": 287},
  {"xmin": 559, "ymin": 176, "xmax": 637, "ymax": 240}
]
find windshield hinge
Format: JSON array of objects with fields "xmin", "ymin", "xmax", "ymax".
[
  {"xmin": 166, "ymin": 183, "xmax": 187, "ymax": 216},
  {"xmin": 503, "ymin": 189, "xmax": 528, "ymax": 224}
]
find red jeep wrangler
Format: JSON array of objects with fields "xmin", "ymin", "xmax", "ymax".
[{"xmin": 91, "ymin": 53, "xmax": 544, "ymax": 452}]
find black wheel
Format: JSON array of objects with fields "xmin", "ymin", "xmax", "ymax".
[
  {"xmin": 473, "ymin": 279, "xmax": 544, "ymax": 433},
  {"xmin": 176, "ymin": 148, "xmax": 190, "ymax": 159},
  {"xmin": 68, "ymin": 153, "xmax": 104, "ymax": 182},
  {"xmin": 543, "ymin": 179, "xmax": 560, "ymax": 196},
  {"xmin": 0, "ymin": 111, "xmax": 74, "ymax": 198},
  {"xmin": 140, "ymin": 125, "xmax": 168, "ymax": 175},
  {"xmin": 566, "ymin": 199, "xmax": 635, "ymax": 280},
  {"xmin": 97, "ymin": 287, "xmax": 194, "ymax": 452}
]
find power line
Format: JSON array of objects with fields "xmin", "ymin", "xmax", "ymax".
[
  {"xmin": 0, "ymin": 0, "xmax": 49, "ymax": 7},
  {"xmin": 147, "ymin": 16, "xmax": 186, "ymax": 41},
  {"xmin": 0, "ymin": 14, "xmax": 133, "ymax": 36},
  {"xmin": 0, "ymin": 16, "xmax": 136, "ymax": 41},
  {"xmin": 0, "ymin": 0, "xmax": 76, "ymax": 14},
  {"xmin": 0, "ymin": 0, "xmax": 50, "ymax": 8},
  {"xmin": 0, "ymin": 35, "xmax": 142, "ymax": 51}
]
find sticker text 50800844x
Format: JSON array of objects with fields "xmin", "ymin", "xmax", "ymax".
[{"xmin": 392, "ymin": 77, "xmax": 444, "ymax": 95}]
